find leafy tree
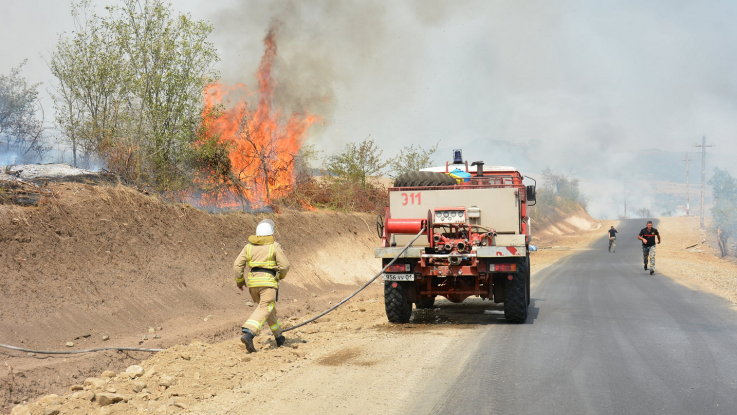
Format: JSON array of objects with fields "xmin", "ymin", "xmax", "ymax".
[
  {"xmin": 50, "ymin": 0, "xmax": 219, "ymax": 189},
  {"xmin": 635, "ymin": 208, "xmax": 651, "ymax": 218},
  {"xmin": 541, "ymin": 167, "xmax": 582, "ymax": 203},
  {"xmin": 709, "ymin": 167, "xmax": 737, "ymax": 257},
  {"xmin": 326, "ymin": 137, "xmax": 389, "ymax": 187},
  {"xmin": 389, "ymin": 142, "xmax": 439, "ymax": 178},
  {"xmin": 0, "ymin": 60, "xmax": 46, "ymax": 162},
  {"xmin": 50, "ymin": 2, "xmax": 125, "ymax": 167}
]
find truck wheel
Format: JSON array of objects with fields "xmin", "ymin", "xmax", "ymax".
[
  {"xmin": 394, "ymin": 171, "xmax": 456, "ymax": 187},
  {"xmin": 415, "ymin": 296, "xmax": 436, "ymax": 309},
  {"xmin": 504, "ymin": 259, "xmax": 528, "ymax": 324},
  {"xmin": 525, "ymin": 255, "xmax": 531, "ymax": 306},
  {"xmin": 385, "ymin": 281, "xmax": 413, "ymax": 323}
]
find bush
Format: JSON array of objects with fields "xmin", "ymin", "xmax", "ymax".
[{"xmin": 276, "ymin": 174, "xmax": 386, "ymax": 214}]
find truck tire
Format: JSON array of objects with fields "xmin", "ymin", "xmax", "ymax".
[
  {"xmin": 525, "ymin": 255, "xmax": 531, "ymax": 306},
  {"xmin": 385, "ymin": 281, "xmax": 413, "ymax": 323},
  {"xmin": 394, "ymin": 171, "xmax": 456, "ymax": 187},
  {"xmin": 504, "ymin": 259, "xmax": 528, "ymax": 323},
  {"xmin": 415, "ymin": 296, "xmax": 436, "ymax": 309}
]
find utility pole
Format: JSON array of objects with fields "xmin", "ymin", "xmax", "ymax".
[
  {"xmin": 682, "ymin": 153, "xmax": 691, "ymax": 216},
  {"xmin": 694, "ymin": 135, "xmax": 713, "ymax": 229},
  {"xmin": 623, "ymin": 178, "xmax": 627, "ymax": 219}
]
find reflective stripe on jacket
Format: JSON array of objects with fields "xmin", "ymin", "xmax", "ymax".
[{"xmin": 233, "ymin": 235, "xmax": 290, "ymax": 289}]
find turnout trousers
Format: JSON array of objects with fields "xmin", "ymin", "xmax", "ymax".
[{"xmin": 242, "ymin": 287, "xmax": 282, "ymax": 337}]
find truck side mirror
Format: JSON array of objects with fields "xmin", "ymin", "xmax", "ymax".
[{"xmin": 526, "ymin": 185, "xmax": 536, "ymax": 205}]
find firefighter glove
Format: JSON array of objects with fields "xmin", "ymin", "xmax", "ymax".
[{"xmin": 237, "ymin": 280, "xmax": 246, "ymax": 289}]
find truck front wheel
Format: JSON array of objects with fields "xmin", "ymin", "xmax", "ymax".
[
  {"xmin": 384, "ymin": 281, "xmax": 413, "ymax": 323},
  {"xmin": 503, "ymin": 259, "xmax": 529, "ymax": 323}
]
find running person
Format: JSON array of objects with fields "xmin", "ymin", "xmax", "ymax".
[
  {"xmin": 637, "ymin": 221, "xmax": 661, "ymax": 275},
  {"xmin": 607, "ymin": 226, "xmax": 618, "ymax": 253}
]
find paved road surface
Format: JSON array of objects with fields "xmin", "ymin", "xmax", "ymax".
[{"xmin": 406, "ymin": 219, "xmax": 737, "ymax": 414}]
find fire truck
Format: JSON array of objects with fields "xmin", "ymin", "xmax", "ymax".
[{"xmin": 375, "ymin": 150, "xmax": 536, "ymax": 323}]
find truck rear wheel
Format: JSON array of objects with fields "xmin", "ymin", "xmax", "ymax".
[
  {"xmin": 385, "ymin": 281, "xmax": 413, "ymax": 323},
  {"xmin": 394, "ymin": 171, "xmax": 456, "ymax": 187},
  {"xmin": 415, "ymin": 296, "xmax": 436, "ymax": 309},
  {"xmin": 525, "ymin": 255, "xmax": 531, "ymax": 306},
  {"xmin": 504, "ymin": 259, "xmax": 529, "ymax": 324}
]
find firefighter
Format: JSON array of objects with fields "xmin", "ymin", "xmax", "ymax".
[{"xmin": 233, "ymin": 219, "xmax": 290, "ymax": 352}]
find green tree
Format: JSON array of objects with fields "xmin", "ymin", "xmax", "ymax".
[
  {"xmin": 388, "ymin": 142, "xmax": 439, "ymax": 178},
  {"xmin": 709, "ymin": 167, "xmax": 737, "ymax": 257},
  {"xmin": 50, "ymin": 2, "xmax": 125, "ymax": 167},
  {"xmin": 0, "ymin": 60, "xmax": 46, "ymax": 162},
  {"xmin": 326, "ymin": 137, "xmax": 388, "ymax": 187},
  {"xmin": 50, "ymin": 0, "xmax": 219, "ymax": 188},
  {"xmin": 541, "ymin": 167, "xmax": 582, "ymax": 204}
]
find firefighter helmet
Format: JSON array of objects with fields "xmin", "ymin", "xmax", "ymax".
[{"xmin": 256, "ymin": 222, "xmax": 274, "ymax": 236}]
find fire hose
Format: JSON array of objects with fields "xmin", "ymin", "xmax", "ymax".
[
  {"xmin": 0, "ymin": 226, "xmax": 426, "ymax": 355},
  {"xmin": 283, "ymin": 226, "xmax": 426, "ymax": 332},
  {"xmin": 0, "ymin": 344, "xmax": 164, "ymax": 354}
]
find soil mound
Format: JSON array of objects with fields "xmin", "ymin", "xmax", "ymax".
[
  {"xmin": 531, "ymin": 204, "xmax": 601, "ymax": 245},
  {"xmin": 0, "ymin": 181, "xmax": 379, "ymax": 411}
]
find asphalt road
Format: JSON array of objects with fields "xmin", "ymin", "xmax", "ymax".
[{"xmin": 407, "ymin": 219, "xmax": 737, "ymax": 415}]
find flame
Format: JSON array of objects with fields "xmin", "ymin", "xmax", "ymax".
[{"xmin": 195, "ymin": 26, "xmax": 320, "ymax": 210}]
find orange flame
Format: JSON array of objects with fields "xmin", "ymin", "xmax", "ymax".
[{"xmin": 196, "ymin": 26, "xmax": 320, "ymax": 209}]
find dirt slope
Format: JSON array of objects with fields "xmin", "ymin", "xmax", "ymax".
[{"xmin": 0, "ymin": 182, "xmax": 379, "ymax": 411}]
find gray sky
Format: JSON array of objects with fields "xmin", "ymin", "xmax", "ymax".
[{"xmin": 2, "ymin": 0, "xmax": 736, "ymax": 218}]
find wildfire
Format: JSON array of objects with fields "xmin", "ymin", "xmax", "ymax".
[{"xmin": 197, "ymin": 26, "xmax": 320, "ymax": 209}]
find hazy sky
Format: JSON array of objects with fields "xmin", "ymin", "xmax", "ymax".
[{"xmin": 2, "ymin": 0, "xmax": 736, "ymax": 218}]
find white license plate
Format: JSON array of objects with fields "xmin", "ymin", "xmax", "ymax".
[{"xmin": 382, "ymin": 273, "xmax": 415, "ymax": 281}]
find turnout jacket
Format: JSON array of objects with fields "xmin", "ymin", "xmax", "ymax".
[{"xmin": 233, "ymin": 235, "xmax": 291, "ymax": 289}]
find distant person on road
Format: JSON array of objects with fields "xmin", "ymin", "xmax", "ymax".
[
  {"xmin": 638, "ymin": 221, "xmax": 661, "ymax": 275},
  {"xmin": 607, "ymin": 226, "xmax": 618, "ymax": 253},
  {"xmin": 233, "ymin": 219, "xmax": 291, "ymax": 353}
]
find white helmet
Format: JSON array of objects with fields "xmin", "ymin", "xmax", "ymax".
[
  {"xmin": 258, "ymin": 219, "xmax": 275, "ymax": 229},
  {"xmin": 256, "ymin": 222, "xmax": 274, "ymax": 236}
]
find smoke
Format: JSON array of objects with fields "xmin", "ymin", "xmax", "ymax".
[
  {"xmin": 208, "ymin": 0, "xmax": 472, "ymax": 142},
  {"xmin": 203, "ymin": 0, "xmax": 737, "ymax": 219},
  {"xmin": 0, "ymin": 151, "xmax": 20, "ymax": 166}
]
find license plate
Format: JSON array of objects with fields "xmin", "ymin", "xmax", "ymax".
[{"xmin": 382, "ymin": 273, "xmax": 415, "ymax": 281}]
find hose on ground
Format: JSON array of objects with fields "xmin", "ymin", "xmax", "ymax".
[
  {"xmin": 284, "ymin": 227, "xmax": 425, "ymax": 332},
  {"xmin": 0, "ymin": 343, "xmax": 163, "ymax": 355},
  {"xmin": 0, "ymin": 227, "xmax": 425, "ymax": 353}
]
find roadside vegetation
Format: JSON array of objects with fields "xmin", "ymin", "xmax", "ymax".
[
  {"xmin": 0, "ymin": 61, "xmax": 47, "ymax": 163},
  {"xmin": 709, "ymin": 167, "xmax": 737, "ymax": 257},
  {"xmin": 49, "ymin": 0, "xmax": 219, "ymax": 191},
  {"xmin": 278, "ymin": 139, "xmax": 439, "ymax": 214},
  {"xmin": 529, "ymin": 168, "xmax": 589, "ymax": 223}
]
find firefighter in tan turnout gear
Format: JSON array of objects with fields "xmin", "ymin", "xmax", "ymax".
[{"xmin": 233, "ymin": 219, "xmax": 291, "ymax": 353}]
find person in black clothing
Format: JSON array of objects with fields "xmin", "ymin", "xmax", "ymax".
[
  {"xmin": 638, "ymin": 221, "xmax": 661, "ymax": 275},
  {"xmin": 607, "ymin": 226, "xmax": 618, "ymax": 253}
]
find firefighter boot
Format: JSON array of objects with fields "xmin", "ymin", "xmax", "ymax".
[
  {"xmin": 275, "ymin": 335, "xmax": 286, "ymax": 347},
  {"xmin": 241, "ymin": 328, "xmax": 257, "ymax": 353}
]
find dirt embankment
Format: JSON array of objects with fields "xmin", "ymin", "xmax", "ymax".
[
  {"xmin": 656, "ymin": 216, "xmax": 737, "ymax": 305},
  {"xmin": 531, "ymin": 204, "xmax": 601, "ymax": 246},
  {"xmin": 0, "ymin": 182, "xmax": 380, "ymax": 412}
]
